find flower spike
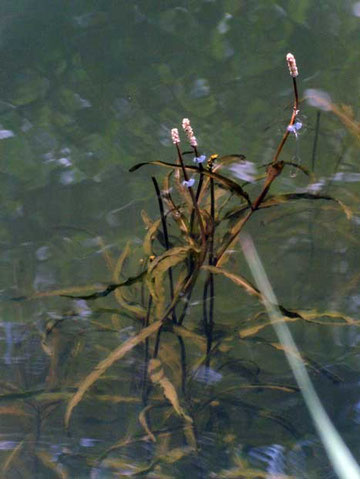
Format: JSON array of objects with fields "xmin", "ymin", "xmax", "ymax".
[
  {"xmin": 171, "ymin": 128, "xmax": 180, "ymax": 144},
  {"xmin": 286, "ymin": 53, "xmax": 299, "ymax": 78},
  {"xmin": 182, "ymin": 118, "xmax": 198, "ymax": 147}
]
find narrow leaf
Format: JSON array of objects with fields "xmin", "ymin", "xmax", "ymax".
[
  {"xmin": 202, "ymin": 265, "xmax": 261, "ymax": 299},
  {"xmin": 139, "ymin": 405, "xmax": 156, "ymax": 442},
  {"xmin": 65, "ymin": 319, "xmax": 163, "ymax": 427},
  {"xmin": 130, "ymin": 160, "xmax": 251, "ymax": 206},
  {"xmin": 148, "ymin": 358, "xmax": 192, "ymax": 423},
  {"xmin": 143, "ymin": 219, "xmax": 162, "ymax": 256},
  {"xmin": 147, "ymin": 246, "xmax": 192, "ymax": 318}
]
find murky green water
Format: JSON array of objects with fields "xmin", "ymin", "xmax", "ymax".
[{"xmin": 1, "ymin": 2, "xmax": 360, "ymax": 478}]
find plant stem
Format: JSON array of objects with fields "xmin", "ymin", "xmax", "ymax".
[
  {"xmin": 216, "ymin": 76, "xmax": 300, "ymax": 265},
  {"xmin": 272, "ymin": 76, "xmax": 299, "ymax": 165},
  {"xmin": 151, "ymin": 176, "xmax": 177, "ymax": 324},
  {"xmin": 175, "ymin": 143, "xmax": 206, "ymax": 248}
]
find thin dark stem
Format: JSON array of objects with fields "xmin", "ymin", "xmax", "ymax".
[
  {"xmin": 311, "ymin": 111, "xmax": 321, "ymax": 172},
  {"xmin": 293, "ymin": 76, "xmax": 299, "ymax": 107},
  {"xmin": 189, "ymin": 144, "xmax": 204, "ymax": 233},
  {"xmin": 189, "ymin": 163, "xmax": 204, "ymax": 234},
  {"xmin": 206, "ymin": 174, "xmax": 215, "ymax": 366},
  {"xmin": 204, "ymin": 172, "xmax": 215, "ymax": 367},
  {"xmin": 209, "ymin": 174, "xmax": 215, "ymax": 265},
  {"xmin": 175, "ymin": 143, "xmax": 206, "ymax": 247},
  {"xmin": 176, "ymin": 144, "xmax": 207, "ymax": 327},
  {"xmin": 178, "ymin": 280, "xmax": 193, "ymax": 326},
  {"xmin": 151, "ymin": 176, "xmax": 177, "ymax": 324}
]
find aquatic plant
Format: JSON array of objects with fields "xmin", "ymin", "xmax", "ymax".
[{"xmin": 4, "ymin": 53, "xmax": 359, "ymax": 478}]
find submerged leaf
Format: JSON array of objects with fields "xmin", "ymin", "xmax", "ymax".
[
  {"xmin": 162, "ymin": 172, "xmax": 192, "ymax": 239},
  {"xmin": 130, "ymin": 160, "xmax": 252, "ymax": 206},
  {"xmin": 0, "ymin": 406, "xmax": 30, "ymax": 417},
  {"xmin": 65, "ymin": 319, "xmax": 163, "ymax": 428},
  {"xmin": 203, "ymin": 265, "xmax": 261, "ymax": 299},
  {"xmin": 239, "ymin": 316, "xmax": 298, "ymax": 338},
  {"xmin": 158, "ymin": 445, "xmax": 195, "ymax": 464},
  {"xmin": 2, "ymin": 440, "xmax": 24, "ymax": 476},
  {"xmin": 148, "ymin": 358, "xmax": 192, "ymax": 423},
  {"xmin": 139, "ymin": 405, "xmax": 156, "ymax": 442},
  {"xmin": 265, "ymin": 193, "xmax": 353, "ymax": 220},
  {"xmin": 113, "ymin": 243, "xmax": 146, "ymax": 317},
  {"xmin": 147, "ymin": 246, "xmax": 192, "ymax": 318},
  {"xmin": 143, "ymin": 218, "xmax": 162, "ymax": 256},
  {"xmin": 36, "ymin": 450, "xmax": 69, "ymax": 478},
  {"xmin": 60, "ymin": 272, "xmax": 146, "ymax": 300}
]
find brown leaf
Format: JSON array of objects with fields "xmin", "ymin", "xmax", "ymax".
[
  {"xmin": 202, "ymin": 265, "xmax": 261, "ymax": 299},
  {"xmin": 65, "ymin": 319, "xmax": 163, "ymax": 428},
  {"xmin": 147, "ymin": 246, "xmax": 192, "ymax": 318},
  {"xmin": 139, "ymin": 405, "xmax": 156, "ymax": 442},
  {"xmin": 148, "ymin": 358, "xmax": 192, "ymax": 423}
]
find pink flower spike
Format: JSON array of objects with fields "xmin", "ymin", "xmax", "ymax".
[
  {"xmin": 181, "ymin": 117, "xmax": 198, "ymax": 147},
  {"xmin": 171, "ymin": 128, "xmax": 180, "ymax": 144},
  {"xmin": 286, "ymin": 53, "xmax": 299, "ymax": 77},
  {"xmin": 190, "ymin": 136, "xmax": 198, "ymax": 147},
  {"xmin": 182, "ymin": 118, "xmax": 190, "ymax": 130}
]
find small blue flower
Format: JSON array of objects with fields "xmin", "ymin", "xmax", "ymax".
[
  {"xmin": 182, "ymin": 178, "xmax": 195, "ymax": 188},
  {"xmin": 193, "ymin": 155, "xmax": 206, "ymax": 164},
  {"xmin": 287, "ymin": 121, "xmax": 303, "ymax": 137}
]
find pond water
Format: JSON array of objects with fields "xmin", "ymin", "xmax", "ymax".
[{"xmin": 1, "ymin": 1, "xmax": 360, "ymax": 478}]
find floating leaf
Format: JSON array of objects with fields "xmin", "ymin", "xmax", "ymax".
[{"xmin": 65, "ymin": 319, "xmax": 163, "ymax": 428}]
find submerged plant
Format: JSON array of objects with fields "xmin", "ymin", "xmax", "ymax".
[{"xmin": 5, "ymin": 53, "xmax": 359, "ymax": 478}]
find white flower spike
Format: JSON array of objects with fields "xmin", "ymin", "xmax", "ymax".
[
  {"xmin": 286, "ymin": 52, "xmax": 299, "ymax": 78},
  {"xmin": 182, "ymin": 118, "xmax": 198, "ymax": 147},
  {"xmin": 171, "ymin": 128, "xmax": 180, "ymax": 144}
]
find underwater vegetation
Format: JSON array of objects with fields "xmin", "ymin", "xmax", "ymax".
[{"xmin": 2, "ymin": 53, "xmax": 360, "ymax": 478}]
